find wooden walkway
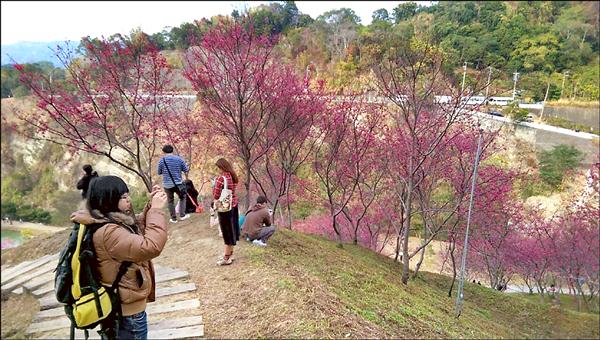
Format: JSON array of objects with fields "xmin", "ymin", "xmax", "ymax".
[{"xmin": 1, "ymin": 254, "xmax": 204, "ymax": 339}]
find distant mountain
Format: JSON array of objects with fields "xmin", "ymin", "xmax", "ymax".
[{"xmin": 1, "ymin": 41, "xmax": 78, "ymax": 67}]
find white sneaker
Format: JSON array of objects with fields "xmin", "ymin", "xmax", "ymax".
[
  {"xmin": 169, "ymin": 218, "xmax": 178, "ymax": 223},
  {"xmin": 180, "ymin": 214, "xmax": 190, "ymax": 221},
  {"xmin": 217, "ymin": 257, "xmax": 233, "ymax": 266},
  {"xmin": 252, "ymin": 239, "xmax": 267, "ymax": 247}
]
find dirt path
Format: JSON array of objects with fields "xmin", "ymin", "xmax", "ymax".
[{"xmin": 156, "ymin": 213, "xmax": 279, "ymax": 338}]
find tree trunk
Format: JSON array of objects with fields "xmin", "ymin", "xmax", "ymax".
[
  {"xmin": 394, "ymin": 233, "xmax": 401, "ymax": 262},
  {"xmin": 278, "ymin": 206, "xmax": 285, "ymax": 227},
  {"xmin": 401, "ymin": 185, "xmax": 413, "ymax": 284},
  {"xmin": 448, "ymin": 239, "xmax": 457, "ymax": 297},
  {"xmin": 574, "ymin": 279, "xmax": 588, "ymax": 312},
  {"xmin": 286, "ymin": 188, "xmax": 293, "ymax": 229},
  {"xmin": 244, "ymin": 161, "xmax": 251, "ymax": 212},
  {"xmin": 413, "ymin": 219, "xmax": 429, "ymax": 279},
  {"xmin": 412, "ymin": 245, "xmax": 426, "ymax": 279}
]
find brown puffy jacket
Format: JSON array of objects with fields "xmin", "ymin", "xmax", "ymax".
[{"xmin": 70, "ymin": 202, "xmax": 167, "ymax": 316}]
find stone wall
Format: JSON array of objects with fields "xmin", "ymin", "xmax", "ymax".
[{"xmin": 538, "ymin": 105, "xmax": 600, "ymax": 131}]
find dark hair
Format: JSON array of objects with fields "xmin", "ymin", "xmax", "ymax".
[
  {"xmin": 83, "ymin": 164, "xmax": 93, "ymax": 175},
  {"xmin": 256, "ymin": 195, "xmax": 267, "ymax": 204},
  {"xmin": 215, "ymin": 158, "xmax": 238, "ymax": 183},
  {"xmin": 86, "ymin": 176, "xmax": 129, "ymax": 216},
  {"xmin": 162, "ymin": 145, "xmax": 174, "ymax": 153}
]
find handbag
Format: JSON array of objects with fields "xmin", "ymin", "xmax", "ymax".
[
  {"xmin": 162, "ymin": 158, "xmax": 186, "ymax": 194},
  {"xmin": 214, "ymin": 175, "xmax": 232, "ymax": 213}
]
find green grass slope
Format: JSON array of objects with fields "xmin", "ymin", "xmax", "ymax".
[{"xmin": 247, "ymin": 229, "xmax": 599, "ymax": 339}]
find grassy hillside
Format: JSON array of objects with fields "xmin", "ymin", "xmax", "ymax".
[{"xmin": 1, "ymin": 215, "xmax": 598, "ymax": 338}]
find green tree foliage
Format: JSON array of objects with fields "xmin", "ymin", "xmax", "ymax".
[
  {"xmin": 502, "ymin": 101, "xmax": 529, "ymax": 122},
  {"xmin": 372, "ymin": 8, "xmax": 390, "ymax": 23},
  {"xmin": 1, "ymin": 62, "xmax": 61, "ymax": 98},
  {"xmin": 538, "ymin": 145, "xmax": 582, "ymax": 189},
  {"xmin": 392, "ymin": 2, "xmax": 418, "ymax": 23},
  {"xmin": 511, "ymin": 33, "xmax": 560, "ymax": 72}
]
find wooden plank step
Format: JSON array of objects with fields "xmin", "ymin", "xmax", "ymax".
[
  {"xmin": 155, "ymin": 270, "xmax": 188, "ymax": 283},
  {"xmin": 154, "ymin": 265, "xmax": 178, "ymax": 275},
  {"xmin": 1, "ymin": 259, "xmax": 33, "ymax": 278},
  {"xmin": 146, "ymin": 298, "xmax": 200, "ymax": 314},
  {"xmin": 149, "ymin": 315, "xmax": 203, "ymax": 329},
  {"xmin": 149, "ymin": 325, "xmax": 204, "ymax": 339},
  {"xmin": 28, "ymin": 299, "xmax": 201, "ymax": 333},
  {"xmin": 35, "ymin": 283, "xmax": 197, "ymax": 319},
  {"xmin": 155, "ymin": 282, "xmax": 196, "ymax": 298},
  {"xmin": 38, "ymin": 281, "xmax": 195, "ymax": 310},
  {"xmin": 33, "ymin": 282, "xmax": 55, "ymax": 299},
  {"xmin": 39, "ymin": 316, "xmax": 204, "ymax": 339},
  {"xmin": 23, "ymin": 271, "xmax": 54, "ymax": 291},
  {"xmin": 1, "ymin": 255, "xmax": 55, "ymax": 284},
  {"xmin": 2, "ymin": 260, "xmax": 57, "ymax": 292}
]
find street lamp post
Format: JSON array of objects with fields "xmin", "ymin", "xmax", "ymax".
[
  {"xmin": 461, "ymin": 61, "xmax": 468, "ymax": 93},
  {"xmin": 560, "ymin": 71, "xmax": 569, "ymax": 99},
  {"xmin": 455, "ymin": 127, "xmax": 484, "ymax": 318},
  {"xmin": 485, "ymin": 66, "xmax": 493, "ymax": 101},
  {"xmin": 512, "ymin": 71, "xmax": 519, "ymax": 100},
  {"xmin": 540, "ymin": 81, "xmax": 551, "ymax": 121}
]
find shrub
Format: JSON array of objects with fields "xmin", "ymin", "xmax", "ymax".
[
  {"xmin": 538, "ymin": 145, "xmax": 582, "ymax": 189},
  {"xmin": 503, "ymin": 101, "xmax": 529, "ymax": 122}
]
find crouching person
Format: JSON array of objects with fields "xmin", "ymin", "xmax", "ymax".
[
  {"xmin": 70, "ymin": 176, "xmax": 168, "ymax": 340},
  {"xmin": 242, "ymin": 196, "xmax": 275, "ymax": 246}
]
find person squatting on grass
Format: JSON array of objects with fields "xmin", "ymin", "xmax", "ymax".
[
  {"xmin": 70, "ymin": 176, "xmax": 168, "ymax": 339},
  {"xmin": 241, "ymin": 195, "xmax": 276, "ymax": 247},
  {"xmin": 212, "ymin": 158, "xmax": 240, "ymax": 266}
]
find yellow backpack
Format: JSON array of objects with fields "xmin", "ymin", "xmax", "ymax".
[{"xmin": 55, "ymin": 223, "xmax": 131, "ymax": 339}]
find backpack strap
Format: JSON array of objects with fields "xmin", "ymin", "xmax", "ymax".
[
  {"xmin": 162, "ymin": 158, "xmax": 182, "ymax": 191},
  {"xmin": 112, "ymin": 261, "xmax": 132, "ymax": 291},
  {"xmin": 112, "ymin": 260, "xmax": 132, "ymax": 315}
]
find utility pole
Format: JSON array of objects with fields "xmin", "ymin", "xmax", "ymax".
[
  {"xmin": 512, "ymin": 71, "xmax": 519, "ymax": 100},
  {"xmin": 461, "ymin": 61, "xmax": 468, "ymax": 94},
  {"xmin": 455, "ymin": 127, "xmax": 484, "ymax": 318},
  {"xmin": 539, "ymin": 81, "xmax": 551, "ymax": 122},
  {"xmin": 560, "ymin": 71, "xmax": 569, "ymax": 99},
  {"xmin": 485, "ymin": 66, "xmax": 493, "ymax": 100}
]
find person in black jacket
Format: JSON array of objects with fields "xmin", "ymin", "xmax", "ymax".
[
  {"xmin": 76, "ymin": 164, "xmax": 98, "ymax": 198},
  {"xmin": 183, "ymin": 179, "xmax": 200, "ymax": 214}
]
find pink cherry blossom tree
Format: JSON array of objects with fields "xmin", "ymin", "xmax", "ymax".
[
  {"xmin": 13, "ymin": 36, "xmax": 189, "ymax": 191},
  {"xmin": 184, "ymin": 20, "xmax": 318, "ymax": 210}
]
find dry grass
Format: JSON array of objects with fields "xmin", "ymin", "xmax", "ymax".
[
  {"xmin": 546, "ymin": 99, "xmax": 600, "ymax": 108},
  {"xmin": 1, "ymin": 292, "xmax": 39, "ymax": 339}
]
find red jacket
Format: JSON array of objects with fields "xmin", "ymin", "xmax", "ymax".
[{"xmin": 212, "ymin": 172, "xmax": 238, "ymax": 208}]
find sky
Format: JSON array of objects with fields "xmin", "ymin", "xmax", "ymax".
[{"xmin": 0, "ymin": 1, "xmax": 421, "ymax": 45}]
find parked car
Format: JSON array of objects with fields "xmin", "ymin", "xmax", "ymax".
[
  {"xmin": 489, "ymin": 111, "xmax": 503, "ymax": 117},
  {"xmin": 525, "ymin": 114, "xmax": 534, "ymax": 123}
]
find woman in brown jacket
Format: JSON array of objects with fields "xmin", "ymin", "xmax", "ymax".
[{"xmin": 70, "ymin": 175, "xmax": 168, "ymax": 339}]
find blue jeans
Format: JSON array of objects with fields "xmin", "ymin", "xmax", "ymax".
[{"xmin": 118, "ymin": 311, "xmax": 148, "ymax": 340}]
